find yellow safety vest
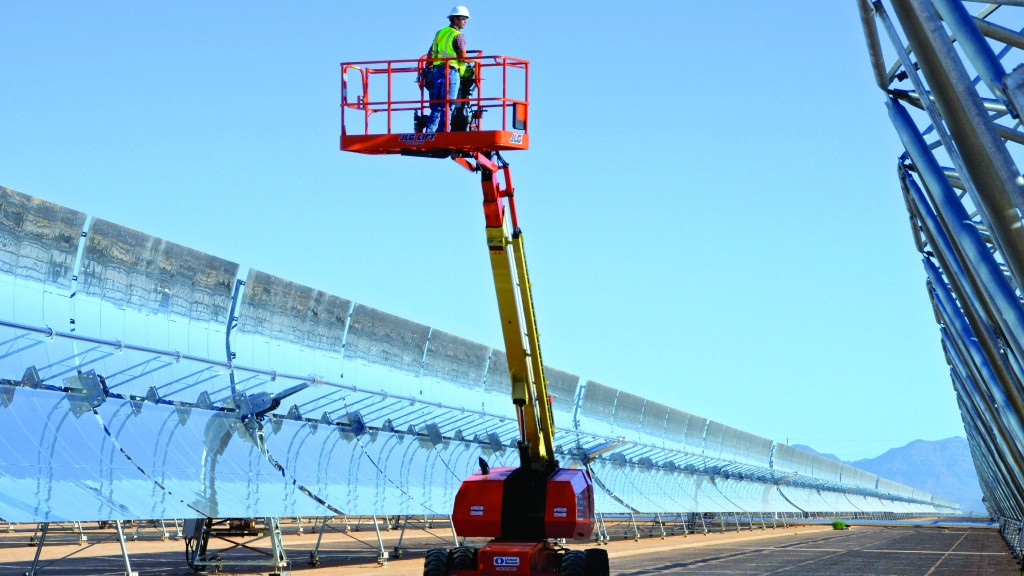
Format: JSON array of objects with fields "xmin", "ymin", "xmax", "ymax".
[{"xmin": 429, "ymin": 26, "xmax": 466, "ymax": 74}]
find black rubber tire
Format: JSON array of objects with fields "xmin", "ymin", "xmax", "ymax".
[
  {"xmin": 585, "ymin": 547, "xmax": 610, "ymax": 576},
  {"xmin": 451, "ymin": 546, "xmax": 477, "ymax": 570},
  {"xmin": 561, "ymin": 549, "xmax": 586, "ymax": 576},
  {"xmin": 423, "ymin": 547, "xmax": 449, "ymax": 576}
]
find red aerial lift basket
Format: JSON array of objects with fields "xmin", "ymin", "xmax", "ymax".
[{"xmin": 340, "ymin": 54, "xmax": 529, "ymax": 155}]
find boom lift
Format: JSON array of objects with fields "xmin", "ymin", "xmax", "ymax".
[{"xmin": 340, "ymin": 56, "xmax": 609, "ymax": 576}]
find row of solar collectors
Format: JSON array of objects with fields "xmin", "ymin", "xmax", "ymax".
[
  {"xmin": 0, "ymin": 186, "xmax": 957, "ymax": 522},
  {"xmin": 0, "ymin": 380, "xmax": 951, "ymax": 523},
  {"xmin": 860, "ymin": 0, "xmax": 1024, "ymax": 527}
]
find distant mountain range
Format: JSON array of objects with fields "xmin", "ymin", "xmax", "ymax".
[{"xmin": 792, "ymin": 437, "xmax": 986, "ymax": 516}]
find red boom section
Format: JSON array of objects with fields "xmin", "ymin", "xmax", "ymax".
[{"xmin": 340, "ymin": 55, "xmax": 529, "ymax": 155}]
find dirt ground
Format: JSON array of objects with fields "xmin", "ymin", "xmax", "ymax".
[{"xmin": 0, "ymin": 518, "xmax": 837, "ymax": 575}]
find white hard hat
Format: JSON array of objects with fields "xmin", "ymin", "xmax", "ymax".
[{"xmin": 449, "ymin": 5, "xmax": 470, "ymax": 19}]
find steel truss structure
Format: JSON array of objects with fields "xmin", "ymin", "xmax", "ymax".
[
  {"xmin": 860, "ymin": 0, "xmax": 1024, "ymax": 563},
  {"xmin": 0, "ymin": 185, "xmax": 957, "ymax": 572}
]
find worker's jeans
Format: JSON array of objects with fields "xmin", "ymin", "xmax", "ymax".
[{"xmin": 426, "ymin": 66, "xmax": 459, "ymax": 133}]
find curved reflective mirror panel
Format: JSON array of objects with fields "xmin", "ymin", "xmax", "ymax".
[{"xmin": 0, "ymin": 186, "xmax": 959, "ymax": 521}]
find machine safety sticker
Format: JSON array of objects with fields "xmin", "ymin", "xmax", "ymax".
[
  {"xmin": 399, "ymin": 133, "xmax": 436, "ymax": 144},
  {"xmin": 553, "ymin": 506, "xmax": 567, "ymax": 518},
  {"xmin": 470, "ymin": 505, "xmax": 485, "ymax": 516}
]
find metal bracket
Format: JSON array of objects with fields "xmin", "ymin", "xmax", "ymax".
[
  {"xmin": 64, "ymin": 370, "xmax": 107, "ymax": 416},
  {"xmin": 1003, "ymin": 65, "xmax": 1024, "ymax": 120},
  {"xmin": 175, "ymin": 403, "xmax": 192, "ymax": 426},
  {"xmin": 416, "ymin": 422, "xmax": 444, "ymax": 449},
  {"xmin": 337, "ymin": 411, "xmax": 366, "ymax": 439},
  {"xmin": 0, "ymin": 384, "xmax": 14, "ymax": 408},
  {"xmin": 19, "ymin": 366, "xmax": 42, "ymax": 389},
  {"xmin": 235, "ymin": 384, "xmax": 309, "ymax": 422}
]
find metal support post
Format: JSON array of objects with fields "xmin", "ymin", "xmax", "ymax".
[
  {"xmin": 393, "ymin": 515, "xmax": 409, "ymax": 559},
  {"xmin": 266, "ymin": 517, "xmax": 290, "ymax": 575},
  {"xmin": 309, "ymin": 516, "xmax": 330, "ymax": 567},
  {"xmin": 448, "ymin": 514, "xmax": 459, "ymax": 546},
  {"xmin": 653, "ymin": 513, "xmax": 666, "ymax": 539},
  {"xmin": 595, "ymin": 513, "xmax": 609, "ymax": 544},
  {"xmin": 372, "ymin": 515, "xmax": 388, "ymax": 565},
  {"xmin": 75, "ymin": 520, "xmax": 87, "ymax": 544},
  {"xmin": 159, "ymin": 519, "xmax": 169, "ymax": 541},
  {"xmin": 114, "ymin": 520, "xmax": 139, "ymax": 576},
  {"xmin": 294, "ymin": 516, "xmax": 304, "ymax": 535},
  {"xmin": 627, "ymin": 512, "xmax": 640, "ymax": 541},
  {"xmin": 25, "ymin": 522, "xmax": 49, "ymax": 576}
]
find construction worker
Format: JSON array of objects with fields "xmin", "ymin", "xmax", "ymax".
[{"xmin": 425, "ymin": 6, "xmax": 470, "ymax": 133}]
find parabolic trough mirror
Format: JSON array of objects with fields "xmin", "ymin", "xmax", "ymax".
[{"xmin": 0, "ymin": 185, "xmax": 959, "ymax": 524}]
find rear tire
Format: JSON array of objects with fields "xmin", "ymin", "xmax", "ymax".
[
  {"xmin": 451, "ymin": 546, "xmax": 477, "ymax": 570},
  {"xmin": 561, "ymin": 549, "xmax": 586, "ymax": 576},
  {"xmin": 585, "ymin": 547, "xmax": 610, "ymax": 576},
  {"xmin": 423, "ymin": 547, "xmax": 449, "ymax": 576}
]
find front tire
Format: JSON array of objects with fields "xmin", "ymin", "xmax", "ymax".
[
  {"xmin": 451, "ymin": 546, "xmax": 477, "ymax": 570},
  {"xmin": 561, "ymin": 549, "xmax": 586, "ymax": 576},
  {"xmin": 585, "ymin": 547, "xmax": 609, "ymax": 576},
  {"xmin": 423, "ymin": 547, "xmax": 449, "ymax": 576}
]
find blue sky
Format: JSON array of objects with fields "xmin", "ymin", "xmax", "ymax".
[{"xmin": 0, "ymin": 2, "xmax": 963, "ymax": 461}]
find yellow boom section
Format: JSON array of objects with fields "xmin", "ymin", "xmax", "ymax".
[{"xmin": 485, "ymin": 223, "xmax": 557, "ymax": 475}]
